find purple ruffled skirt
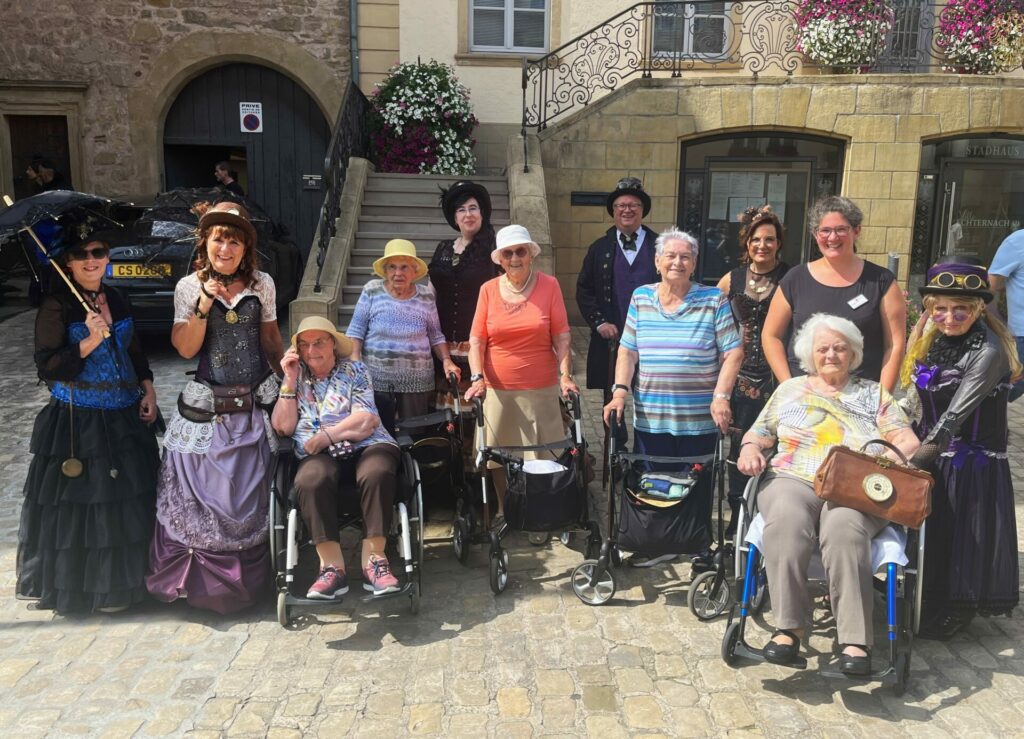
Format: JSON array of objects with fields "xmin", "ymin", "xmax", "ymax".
[{"xmin": 146, "ymin": 406, "xmax": 272, "ymax": 614}]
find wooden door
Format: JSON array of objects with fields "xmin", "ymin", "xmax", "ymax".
[{"xmin": 8, "ymin": 115, "xmax": 72, "ymax": 199}]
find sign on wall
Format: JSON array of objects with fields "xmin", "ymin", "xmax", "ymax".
[{"xmin": 239, "ymin": 102, "xmax": 263, "ymax": 133}]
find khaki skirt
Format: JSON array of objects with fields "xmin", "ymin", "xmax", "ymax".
[{"xmin": 478, "ymin": 385, "xmax": 566, "ymax": 466}]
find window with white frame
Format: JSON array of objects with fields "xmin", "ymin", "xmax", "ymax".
[
  {"xmin": 652, "ymin": 2, "xmax": 729, "ymax": 59},
  {"xmin": 471, "ymin": 0, "xmax": 548, "ymax": 53}
]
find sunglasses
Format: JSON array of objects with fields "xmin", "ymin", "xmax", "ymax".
[
  {"xmin": 930, "ymin": 272, "xmax": 986, "ymax": 290},
  {"xmin": 499, "ymin": 247, "xmax": 530, "ymax": 260},
  {"xmin": 931, "ymin": 306, "xmax": 974, "ymax": 323},
  {"xmin": 68, "ymin": 246, "xmax": 110, "ymax": 261}
]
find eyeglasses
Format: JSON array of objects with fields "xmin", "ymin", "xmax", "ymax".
[
  {"xmin": 930, "ymin": 272, "xmax": 986, "ymax": 290},
  {"xmin": 68, "ymin": 246, "xmax": 110, "ymax": 261},
  {"xmin": 814, "ymin": 226, "xmax": 852, "ymax": 238},
  {"xmin": 931, "ymin": 306, "xmax": 974, "ymax": 323},
  {"xmin": 385, "ymin": 262, "xmax": 415, "ymax": 272},
  {"xmin": 499, "ymin": 247, "xmax": 530, "ymax": 260},
  {"xmin": 748, "ymin": 237, "xmax": 778, "ymax": 247},
  {"xmin": 613, "ymin": 203, "xmax": 642, "ymax": 212},
  {"xmin": 455, "ymin": 205, "xmax": 480, "ymax": 216},
  {"xmin": 297, "ymin": 338, "xmax": 333, "ymax": 351}
]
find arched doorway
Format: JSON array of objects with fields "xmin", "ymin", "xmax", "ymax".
[{"xmin": 163, "ymin": 63, "xmax": 331, "ymax": 260}]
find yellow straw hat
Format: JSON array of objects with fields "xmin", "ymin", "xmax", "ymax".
[
  {"xmin": 373, "ymin": 239, "xmax": 428, "ymax": 280},
  {"xmin": 290, "ymin": 315, "xmax": 354, "ymax": 358}
]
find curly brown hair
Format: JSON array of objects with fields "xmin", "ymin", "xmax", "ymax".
[
  {"xmin": 736, "ymin": 205, "xmax": 785, "ymax": 265},
  {"xmin": 191, "ymin": 201, "xmax": 259, "ymax": 287}
]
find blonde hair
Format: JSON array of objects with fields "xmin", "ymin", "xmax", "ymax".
[{"xmin": 900, "ymin": 295, "xmax": 1022, "ymax": 387}]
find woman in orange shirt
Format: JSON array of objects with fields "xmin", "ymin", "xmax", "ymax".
[{"xmin": 465, "ymin": 225, "xmax": 579, "ymax": 517}]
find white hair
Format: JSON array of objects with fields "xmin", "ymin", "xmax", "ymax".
[
  {"xmin": 654, "ymin": 228, "xmax": 699, "ymax": 258},
  {"xmin": 792, "ymin": 313, "xmax": 864, "ymax": 374}
]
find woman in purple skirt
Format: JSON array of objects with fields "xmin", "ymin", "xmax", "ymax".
[
  {"xmin": 904, "ymin": 258, "xmax": 1021, "ymax": 639},
  {"xmin": 146, "ymin": 202, "xmax": 283, "ymax": 614}
]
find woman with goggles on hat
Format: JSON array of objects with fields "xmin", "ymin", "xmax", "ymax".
[
  {"xmin": 902, "ymin": 258, "xmax": 1022, "ymax": 639},
  {"xmin": 17, "ymin": 232, "xmax": 161, "ymax": 614}
]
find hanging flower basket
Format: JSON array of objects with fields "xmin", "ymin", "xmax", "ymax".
[
  {"xmin": 937, "ymin": 0, "xmax": 1024, "ymax": 74},
  {"xmin": 369, "ymin": 60, "xmax": 478, "ymax": 175},
  {"xmin": 794, "ymin": 0, "xmax": 894, "ymax": 71}
]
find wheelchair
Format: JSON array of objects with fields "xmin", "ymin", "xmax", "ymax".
[
  {"xmin": 721, "ymin": 464, "xmax": 925, "ymax": 695},
  {"xmin": 268, "ymin": 437, "xmax": 425, "ymax": 627}
]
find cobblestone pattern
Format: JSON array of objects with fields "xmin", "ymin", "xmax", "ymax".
[{"xmin": 1, "ymin": 316, "xmax": 1024, "ymax": 737}]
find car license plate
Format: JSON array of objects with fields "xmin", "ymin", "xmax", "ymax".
[{"xmin": 109, "ymin": 263, "xmax": 172, "ymax": 279}]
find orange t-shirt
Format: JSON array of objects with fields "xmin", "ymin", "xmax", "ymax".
[{"xmin": 470, "ymin": 272, "xmax": 570, "ymax": 390}]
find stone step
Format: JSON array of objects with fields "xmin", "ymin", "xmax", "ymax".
[
  {"xmin": 362, "ymin": 190, "xmax": 510, "ymax": 208},
  {"xmin": 358, "ymin": 217, "xmax": 462, "ymax": 236},
  {"xmin": 360, "ymin": 203, "xmax": 511, "ymax": 219},
  {"xmin": 366, "ymin": 173, "xmax": 507, "ymax": 193},
  {"xmin": 345, "ymin": 266, "xmax": 376, "ymax": 286}
]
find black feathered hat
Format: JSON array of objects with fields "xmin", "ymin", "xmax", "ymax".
[{"xmin": 439, "ymin": 180, "xmax": 492, "ymax": 231}]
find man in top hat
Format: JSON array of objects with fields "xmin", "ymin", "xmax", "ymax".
[
  {"xmin": 988, "ymin": 226, "xmax": 1024, "ymax": 401},
  {"xmin": 576, "ymin": 177, "xmax": 659, "ymax": 397}
]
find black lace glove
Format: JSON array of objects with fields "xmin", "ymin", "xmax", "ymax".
[{"xmin": 910, "ymin": 428, "xmax": 951, "ymax": 469}]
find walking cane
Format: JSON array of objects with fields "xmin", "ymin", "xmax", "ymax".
[
  {"xmin": 2, "ymin": 194, "xmax": 110, "ymax": 339},
  {"xmin": 602, "ymin": 339, "xmax": 619, "ymax": 485}
]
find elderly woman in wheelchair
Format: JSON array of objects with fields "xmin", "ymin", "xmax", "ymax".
[
  {"xmin": 271, "ymin": 316, "xmax": 402, "ymax": 600},
  {"xmin": 736, "ymin": 314, "xmax": 920, "ymax": 675}
]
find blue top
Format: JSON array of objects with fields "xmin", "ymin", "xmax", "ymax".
[
  {"xmin": 50, "ymin": 317, "xmax": 142, "ymax": 410},
  {"xmin": 346, "ymin": 280, "xmax": 446, "ymax": 393},
  {"xmin": 621, "ymin": 283, "xmax": 741, "ymax": 435},
  {"xmin": 989, "ymin": 228, "xmax": 1024, "ymax": 336}
]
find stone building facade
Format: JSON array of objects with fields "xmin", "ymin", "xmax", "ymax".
[{"xmin": 0, "ymin": 0, "xmax": 350, "ymax": 202}]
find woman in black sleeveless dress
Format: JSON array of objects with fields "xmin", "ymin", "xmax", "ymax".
[
  {"xmin": 716, "ymin": 206, "xmax": 789, "ymax": 533},
  {"xmin": 762, "ymin": 196, "xmax": 906, "ymax": 391}
]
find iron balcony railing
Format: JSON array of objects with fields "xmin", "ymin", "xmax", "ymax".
[
  {"xmin": 522, "ymin": 1, "xmax": 1021, "ymax": 134},
  {"xmin": 312, "ymin": 79, "xmax": 372, "ymax": 293}
]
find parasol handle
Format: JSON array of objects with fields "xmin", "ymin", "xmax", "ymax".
[{"xmin": 3, "ymin": 194, "xmax": 110, "ymax": 338}]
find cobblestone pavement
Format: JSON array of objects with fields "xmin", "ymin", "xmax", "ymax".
[{"xmin": 2, "ymin": 312, "xmax": 1024, "ymax": 738}]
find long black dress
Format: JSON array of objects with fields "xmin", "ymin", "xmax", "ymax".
[
  {"xmin": 726, "ymin": 261, "xmax": 789, "ymax": 509},
  {"xmin": 17, "ymin": 286, "xmax": 160, "ymax": 613},
  {"xmin": 913, "ymin": 321, "xmax": 1018, "ymax": 618}
]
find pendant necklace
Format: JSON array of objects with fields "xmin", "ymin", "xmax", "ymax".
[
  {"xmin": 748, "ymin": 264, "xmax": 777, "ymax": 295},
  {"xmin": 211, "ymin": 270, "xmax": 241, "ymax": 323},
  {"xmin": 504, "ymin": 268, "xmax": 534, "ymax": 295}
]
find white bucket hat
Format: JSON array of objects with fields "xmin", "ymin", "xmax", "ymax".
[{"xmin": 492, "ymin": 224, "xmax": 542, "ymax": 265}]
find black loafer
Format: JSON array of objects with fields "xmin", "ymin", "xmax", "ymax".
[
  {"xmin": 918, "ymin": 613, "xmax": 971, "ymax": 641},
  {"xmin": 839, "ymin": 645, "xmax": 871, "ymax": 676},
  {"xmin": 763, "ymin": 629, "xmax": 801, "ymax": 665}
]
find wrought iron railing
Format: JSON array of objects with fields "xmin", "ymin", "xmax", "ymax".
[
  {"xmin": 312, "ymin": 79, "xmax": 372, "ymax": 293},
  {"xmin": 521, "ymin": 1, "xmax": 1019, "ymax": 135}
]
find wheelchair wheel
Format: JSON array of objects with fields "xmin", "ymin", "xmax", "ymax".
[
  {"xmin": 571, "ymin": 560, "xmax": 616, "ymax": 606},
  {"xmin": 453, "ymin": 517, "xmax": 470, "ymax": 564},
  {"xmin": 489, "ymin": 546, "xmax": 509, "ymax": 595},
  {"xmin": 688, "ymin": 570, "xmax": 732, "ymax": 621},
  {"xmin": 750, "ymin": 569, "xmax": 769, "ymax": 615},
  {"xmin": 268, "ymin": 492, "xmax": 284, "ymax": 576},
  {"xmin": 584, "ymin": 521, "xmax": 602, "ymax": 561},
  {"xmin": 276, "ymin": 591, "xmax": 290, "ymax": 628},
  {"xmin": 409, "ymin": 584, "xmax": 421, "ymax": 615},
  {"xmin": 722, "ymin": 621, "xmax": 741, "ymax": 666},
  {"xmin": 528, "ymin": 532, "xmax": 550, "ymax": 546},
  {"xmin": 893, "ymin": 652, "xmax": 910, "ymax": 696}
]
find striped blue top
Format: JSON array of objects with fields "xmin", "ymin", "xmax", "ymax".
[{"xmin": 621, "ymin": 283, "xmax": 741, "ymax": 435}]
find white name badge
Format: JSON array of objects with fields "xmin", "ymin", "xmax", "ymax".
[{"xmin": 848, "ymin": 294, "xmax": 869, "ymax": 310}]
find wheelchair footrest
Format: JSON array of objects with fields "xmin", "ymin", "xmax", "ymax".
[
  {"xmin": 734, "ymin": 641, "xmax": 808, "ymax": 670},
  {"xmin": 820, "ymin": 663, "xmax": 896, "ymax": 683},
  {"xmin": 360, "ymin": 581, "xmax": 415, "ymax": 603}
]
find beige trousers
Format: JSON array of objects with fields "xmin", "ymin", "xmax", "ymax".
[{"xmin": 758, "ymin": 473, "xmax": 888, "ymax": 646}]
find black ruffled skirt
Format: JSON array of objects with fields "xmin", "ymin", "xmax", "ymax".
[{"xmin": 17, "ymin": 399, "xmax": 160, "ymax": 613}]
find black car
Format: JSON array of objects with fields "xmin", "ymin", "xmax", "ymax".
[{"xmin": 103, "ymin": 189, "xmax": 303, "ymax": 332}]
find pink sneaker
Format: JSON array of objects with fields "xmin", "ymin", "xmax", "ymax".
[
  {"xmin": 362, "ymin": 554, "xmax": 401, "ymax": 595},
  {"xmin": 306, "ymin": 566, "xmax": 349, "ymax": 599}
]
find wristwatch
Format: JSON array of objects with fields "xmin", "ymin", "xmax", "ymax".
[
  {"xmin": 612, "ymin": 383, "xmax": 630, "ymax": 394},
  {"xmin": 193, "ymin": 299, "xmax": 209, "ymax": 320},
  {"xmin": 470, "ymin": 373, "xmax": 485, "ymax": 383},
  {"xmin": 713, "ymin": 393, "xmax": 731, "ymax": 400}
]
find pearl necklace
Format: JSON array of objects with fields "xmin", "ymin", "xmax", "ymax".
[{"xmin": 503, "ymin": 269, "xmax": 534, "ymax": 294}]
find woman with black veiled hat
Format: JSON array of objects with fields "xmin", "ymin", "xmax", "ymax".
[
  {"xmin": 428, "ymin": 180, "xmax": 499, "ymax": 407},
  {"xmin": 17, "ymin": 230, "xmax": 160, "ymax": 614},
  {"xmin": 902, "ymin": 258, "xmax": 1021, "ymax": 639}
]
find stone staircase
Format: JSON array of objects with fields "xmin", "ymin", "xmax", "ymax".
[{"xmin": 338, "ymin": 172, "xmax": 510, "ymax": 327}]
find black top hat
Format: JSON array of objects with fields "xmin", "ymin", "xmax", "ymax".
[
  {"xmin": 919, "ymin": 256, "xmax": 993, "ymax": 303},
  {"xmin": 440, "ymin": 181, "xmax": 492, "ymax": 231},
  {"xmin": 606, "ymin": 176, "xmax": 652, "ymax": 217}
]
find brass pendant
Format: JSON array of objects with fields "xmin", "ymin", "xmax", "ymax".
[
  {"xmin": 61, "ymin": 457, "xmax": 84, "ymax": 478},
  {"xmin": 225, "ymin": 309, "xmax": 239, "ymax": 324}
]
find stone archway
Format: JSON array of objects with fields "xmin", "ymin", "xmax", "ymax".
[{"xmin": 127, "ymin": 32, "xmax": 343, "ymax": 196}]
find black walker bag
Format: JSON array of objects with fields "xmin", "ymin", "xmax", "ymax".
[
  {"xmin": 503, "ymin": 448, "xmax": 584, "ymax": 532},
  {"xmin": 616, "ymin": 463, "xmax": 712, "ymax": 556}
]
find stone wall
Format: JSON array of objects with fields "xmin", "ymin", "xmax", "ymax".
[
  {"xmin": 538, "ymin": 75, "xmax": 1024, "ymax": 321},
  {"xmin": 0, "ymin": 0, "xmax": 350, "ymax": 200}
]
